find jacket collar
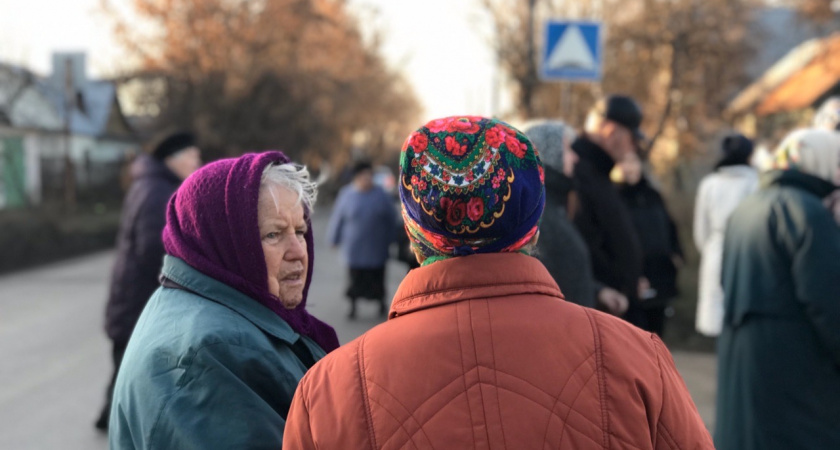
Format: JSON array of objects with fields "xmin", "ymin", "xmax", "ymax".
[
  {"xmin": 389, "ymin": 253, "xmax": 563, "ymax": 319},
  {"xmin": 571, "ymin": 135, "xmax": 615, "ymax": 176},
  {"xmin": 161, "ymin": 255, "xmax": 301, "ymax": 345},
  {"xmin": 761, "ymin": 169, "xmax": 837, "ymax": 199}
]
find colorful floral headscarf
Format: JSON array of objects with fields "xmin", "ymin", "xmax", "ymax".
[{"xmin": 399, "ymin": 116, "xmax": 545, "ymax": 263}]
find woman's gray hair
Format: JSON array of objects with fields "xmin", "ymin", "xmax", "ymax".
[{"xmin": 260, "ymin": 162, "xmax": 318, "ymax": 212}]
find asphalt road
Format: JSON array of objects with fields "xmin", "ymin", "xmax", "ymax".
[{"xmin": 0, "ymin": 208, "xmax": 716, "ymax": 449}]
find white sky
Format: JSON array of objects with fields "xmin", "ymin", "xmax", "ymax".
[{"xmin": 0, "ymin": 0, "xmax": 503, "ymax": 120}]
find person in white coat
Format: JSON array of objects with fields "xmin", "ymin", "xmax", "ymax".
[{"xmin": 693, "ymin": 134, "xmax": 758, "ymax": 336}]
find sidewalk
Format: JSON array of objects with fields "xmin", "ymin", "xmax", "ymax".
[{"xmin": 672, "ymin": 351, "xmax": 717, "ymax": 430}]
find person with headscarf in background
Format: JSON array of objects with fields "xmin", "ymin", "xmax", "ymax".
[
  {"xmin": 522, "ymin": 120, "xmax": 628, "ymax": 314},
  {"xmin": 813, "ymin": 96, "xmax": 840, "ymax": 224},
  {"xmin": 284, "ymin": 116, "xmax": 711, "ymax": 449},
  {"xmin": 715, "ymin": 129, "xmax": 840, "ymax": 450},
  {"xmin": 109, "ymin": 152, "xmax": 339, "ymax": 449},
  {"xmin": 96, "ymin": 131, "xmax": 201, "ymax": 431},
  {"xmin": 326, "ymin": 160, "xmax": 398, "ymax": 319},
  {"xmin": 692, "ymin": 133, "xmax": 758, "ymax": 337}
]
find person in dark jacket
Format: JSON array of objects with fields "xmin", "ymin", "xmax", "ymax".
[
  {"xmin": 572, "ymin": 95, "xmax": 646, "ymax": 326},
  {"xmin": 522, "ymin": 119, "xmax": 628, "ymax": 314},
  {"xmin": 715, "ymin": 129, "xmax": 840, "ymax": 450},
  {"xmin": 616, "ymin": 153, "xmax": 683, "ymax": 335},
  {"xmin": 109, "ymin": 152, "xmax": 339, "ymax": 449},
  {"xmin": 95, "ymin": 131, "xmax": 201, "ymax": 431}
]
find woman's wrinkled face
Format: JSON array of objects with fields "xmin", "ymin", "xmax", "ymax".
[{"xmin": 257, "ymin": 186, "xmax": 308, "ymax": 309}]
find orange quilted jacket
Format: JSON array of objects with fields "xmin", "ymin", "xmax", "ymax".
[{"xmin": 284, "ymin": 253, "xmax": 712, "ymax": 449}]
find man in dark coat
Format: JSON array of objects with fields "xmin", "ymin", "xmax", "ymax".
[
  {"xmin": 95, "ymin": 131, "xmax": 201, "ymax": 431},
  {"xmin": 715, "ymin": 129, "xmax": 840, "ymax": 450},
  {"xmin": 571, "ymin": 95, "xmax": 645, "ymax": 325},
  {"xmin": 522, "ymin": 119, "xmax": 628, "ymax": 314}
]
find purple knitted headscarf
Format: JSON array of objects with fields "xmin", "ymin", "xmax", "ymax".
[{"xmin": 162, "ymin": 151, "xmax": 339, "ymax": 352}]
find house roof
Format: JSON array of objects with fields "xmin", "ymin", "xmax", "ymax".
[
  {"xmin": 38, "ymin": 78, "xmax": 126, "ymax": 137},
  {"xmin": 0, "ymin": 59, "xmax": 134, "ymax": 138},
  {"xmin": 746, "ymin": 8, "xmax": 840, "ymax": 80},
  {"xmin": 727, "ymin": 32, "xmax": 840, "ymax": 117}
]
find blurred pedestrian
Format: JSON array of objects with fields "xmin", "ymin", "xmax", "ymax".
[
  {"xmin": 616, "ymin": 152, "xmax": 683, "ymax": 336},
  {"xmin": 96, "ymin": 130, "xmax": 201, "ymax": 431},
  {"xmin": 284, "ymin": 116, "xmax": 712, "ymax": 449},
  {"xmin": 571, "ymin": 95, "xmax": 646, "ymax": 325},
  {"xmin": 813, "ymin": 96, "xmax": 840, "ymax": 131},
  {"xmin": 715, "ymin": 129, "xmax": 840, "ymax": 450},
  {"xmin": 109, "ymin": 152, "xmax": 339, "ymax": 449},
  {"xmin": 813, "ymin": 96, "xmax": 840, "ymax": 224},
  {"xmin": 692, "ymin": 134, "xmax": 758, "ymax": 337},
  {"xmin": 326, "ymin": 161, "xmax": 398, "ymax": 319},
  {"xmin": 522, "ymin": 119, "xmax": 628, "ymax": 314}
]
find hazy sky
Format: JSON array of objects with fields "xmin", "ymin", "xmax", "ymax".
[{"xmin": 0, "ymin": 0, "xmax": 501, "ymax": 120}]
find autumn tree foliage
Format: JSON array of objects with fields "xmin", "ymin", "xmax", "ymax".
[
  {"xmin": 103, "ymin": 0, "xmax": 420, "ymax": 164},
  {"xmin": 482, "ymin": 0, "xmax": 759, "ymax": 168},
  {"xmin": 791, "ymin": 0, "xmax": 839, "ymax": 22}
]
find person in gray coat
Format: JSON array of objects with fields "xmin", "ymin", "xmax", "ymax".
[
  {"xmin": 522, "ymin": 120, "xmax": 628, "ymax": 314},
  {"xmin": 327, "ymin": 161, "xmax": 398, "ymax": 318}
]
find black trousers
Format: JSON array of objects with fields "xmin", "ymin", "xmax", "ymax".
[
  {"xmin": 346, "ymin": 267, "xmax": 387, "ymax": 316},
  {"xmin": 627, "ymin": 305, "xmax": 667, "ymax": 337}
]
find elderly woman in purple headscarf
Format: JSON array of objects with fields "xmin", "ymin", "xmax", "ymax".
[{"xmin": 109, "ymin": 151, "xmax": 339, "ymax": 449}]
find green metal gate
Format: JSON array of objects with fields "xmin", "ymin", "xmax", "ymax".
[{"xmin": 0, "ymin": 136, "xmax": 26, "ymax": 209}]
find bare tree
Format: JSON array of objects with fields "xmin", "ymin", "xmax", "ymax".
[
  {"xmin": 101, "ymin": 0, "xmax": 420, "ymax": 166},
  {"xmin": 483, "ymin": 0, "xmax": 759, "ymax": 168}
]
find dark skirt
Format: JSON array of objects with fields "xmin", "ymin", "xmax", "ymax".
[{"xmin": 346, "ymin": 267, "xmax": 386, "ymax": 301}]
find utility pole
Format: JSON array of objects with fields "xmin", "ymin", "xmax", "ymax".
[
  {"xmin": 62, "ymin": 58, "xmax": 77, "ymax": 213},
  {"xmin": 525, "ymin": 0, "xmax": 538, "ymax": 119}
]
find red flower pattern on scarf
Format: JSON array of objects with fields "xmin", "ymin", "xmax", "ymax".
[
  {"xmin": 467, "ymin": 197, "xmax": 484, "ymax": 221},
  {"xmin": 485, "ymin": 125, "xmax": 506, "ymax": 148},
  {"xmin": 506, "ymin": 136, "xmax": 527, "ymax": 158},
  {"xmin": 445, "ymin": 136, "xmax": 467, "ymax": 156},
  {"xmin": 446, "ymin": 200, "xmax": 467, "ymax": 226},
  {"xmin": 427, "ymin": 119, "xmax": 450, "ymax": 133},
  {"xmin": 446, "ymin": 118, "xmax": 481, "ymax": 134},
  {"xmin": 408, "ymin": 132, "xmax": 428, "ymax": 153}
]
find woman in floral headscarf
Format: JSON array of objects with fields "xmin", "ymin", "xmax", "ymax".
[
  {"xmin": 715, "ymin": 128, "xmax": 840, "ymax": 450},
  {"xmin": 284, "ymin": 116, "xmax": 710, "ymax": 449}
]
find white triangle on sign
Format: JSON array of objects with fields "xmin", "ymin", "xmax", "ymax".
[{"xmin": 546, "ymin": 25, "xmax": 596, "ymax": 70}]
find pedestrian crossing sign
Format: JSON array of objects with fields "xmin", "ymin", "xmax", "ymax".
[{"xmin": 541, "ymin": 20, "xmax": 602, "ymax": 81}]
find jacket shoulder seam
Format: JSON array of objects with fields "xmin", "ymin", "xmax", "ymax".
[
  {"xmin": 653, "ymin": 337, "xmax": 683, "ymax": 450},
  {"xmin": 357, "ymin": 334, "xmax": 379, "ymax": 449},
  {"xmin": 585, "ymin": 308, "xmax": 610, "ymax": 448}
]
